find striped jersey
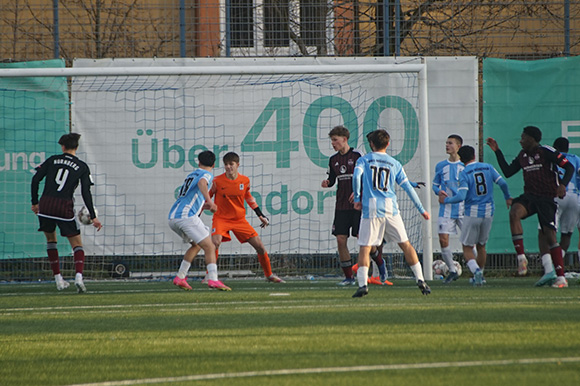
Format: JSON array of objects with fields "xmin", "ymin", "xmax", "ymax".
[
  {"xmin": 432, "ymin": 159, "xmax": 464, "ymax": 218},
  {"xmin": 353, "ymin": 151, "xmax": 425, "ymax": 218},
  {"xmin": 168, "ymin": 169, "xmax": 213, "ymax": 219},
  {"xmin": 559, "ymin": 152, "xmax": 580, "ymax": 194},
  {"xmin": 447, "ymin": 162, "xmax": 510, "ymax": 218}
]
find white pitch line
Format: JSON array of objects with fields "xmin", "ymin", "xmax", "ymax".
[{"xmin": 67, "ymin": 357, "xmax": 580, "ymax": 386}]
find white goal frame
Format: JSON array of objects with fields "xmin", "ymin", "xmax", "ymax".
[{"xmin": 0, "ymin": 61, "xmax": 433, "ymax": 279}]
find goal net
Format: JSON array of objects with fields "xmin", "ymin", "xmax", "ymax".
[{"xmin": 0, "ymin": 58, "xmax": 432, "ymax": 281}]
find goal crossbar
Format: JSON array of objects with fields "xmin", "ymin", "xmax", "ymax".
[{"xmin": 0, "ymin": 64, "xmax": 425, "ymax": 78}]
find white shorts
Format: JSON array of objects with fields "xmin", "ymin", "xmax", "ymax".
[
  {"xmin": 437, "ymin": 217, "xmax": 463, "ymax": 235},
  {"xmin": 556, "ymin": 193, "xmax": 580, "ymax": 234},
  {"xmin": 168, "ymin": 217, "xmax": 210, "ymax": 244},
  {"xmin": 460, "ymin": 216, "xmax": 493, "ymax": 246},
  {"xmin": 358, "ymin": 215, "xmax": 409, "ymax": 246}
]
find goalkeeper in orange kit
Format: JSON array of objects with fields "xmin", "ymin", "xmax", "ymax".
[{"xmin": 209, "ymin": 152, "xmax": 285, "ymax": 283}]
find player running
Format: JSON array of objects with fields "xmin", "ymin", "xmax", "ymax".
[
  {"xmin": 210, "ymin": 152, "xmax": 284, "ymax": 283},
  {"xmin": 30, "ymin": 133, "xmax": 102, "ymax": 293}
]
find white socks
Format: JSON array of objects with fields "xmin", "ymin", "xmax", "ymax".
[
  {"xmin": 410, "ymin": 262, "xmax": 425, "ymax": 282},
  {"xmin": 207, "ymin": 263, "xmax": 218, "ymax": 281},
  {"xmin": 466, "ymin": 259, "xmax": 480, "ymax": 274},
  {"xmin": 357, "ymin": 266, "xmax": 369, "ymax": 287},
  {"xmin": 541, "ymin": 253, "xmax": 553, "ymax": 274},
  {"xmin": 177, "ymin": 260, "xmax": 191, "ymax": 279}
]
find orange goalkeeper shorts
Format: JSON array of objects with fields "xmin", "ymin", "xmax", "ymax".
[{"xmin": 211, "ymin": 218, "xmax": 258, "ymax": 243}]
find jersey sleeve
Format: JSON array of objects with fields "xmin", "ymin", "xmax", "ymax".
[
  {"xmin": 444, "ymin": 171, "xmax": 468, "ymax": 204},
  {"xmin": 244, "ymin": 177, "xmax": 259, "ymax": 210},
  {"xmin": 326, "ymin": 158, "xmax": 337, "ymax": 187},
  {"xmin": 352, "ymin": 158, "xmax": 364, "ymax": 203},
  {"xmin": 432, "ymin": 163, "xmax": 442, "ymax": 195},
  {"xmin": 30, "ymin": 159, "xmax": 50, "ymax": 205}
]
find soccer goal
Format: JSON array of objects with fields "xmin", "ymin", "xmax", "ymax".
[{"xmin": 0, "ymin": 58, "xmax": 433, "ymax": 281}]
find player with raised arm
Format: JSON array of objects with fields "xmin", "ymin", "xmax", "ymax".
[
  {"xmin": 440, "ymin": 146, "xmax": 511, "ymax": 285},
  {"xmin": 170, "ymin": 150, "xmax": 231, "ymax": 291},
  {"xmin": 30, "ymin": 133, "xmax": 102, "ymax": 293},
  {"xmin": 487, "ymin": 126, "xmax": 574, "ymax": 288},
  {"xmin": 351, "ymin": 130, "xmax": 431, "ymax": 298},
  {"xmin": 432, "ymin": 134, "xmax": 464, "ymax": 284},
  {"xmin": 209, "ymin": 152, "xmax": 284, "ymax": 283}
]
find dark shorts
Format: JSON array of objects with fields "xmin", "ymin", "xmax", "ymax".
[
  {"xmin": 513, "ymin": 193, "xmax": 557, "ymax": 231},
  {"xmin": 332, "ymin": 209, "xmax": 361, "ymax": 237},
  {"xmin": 38, "ymin": 215, "xmax": 81, "ymax": 237}
]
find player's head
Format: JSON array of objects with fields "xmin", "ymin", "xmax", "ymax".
[
  {"xmin": 328, "ymin": 125, "xmax": 350, "ymax": 139},
  {"xmin": 553, "ymin": 137, "xmax": 569, "ymax": 153},
  {"xmin": 58, "ymin": 133, "xmax": 81, "ymax": 150},
  {"xmin": 457, "ymin": 145, "xmax": 476, "ymax": 164},
  {"xmin": 522, "ymin": 126, "xmax": 542, "ymax": 143},
  {"xmin": 223, "ymin": 152, "xmax": 240, "ymax": 165},
  {"xmin": 198, "ymin": 150, "xmax": 216, "ymax": 168},
  {"xmin": 366, "ymin": 129, "xmax": 390, "ymax": 151},
  {"xmin": 446, "ymin": 134, "xmax": 463, "ymax": 155}
]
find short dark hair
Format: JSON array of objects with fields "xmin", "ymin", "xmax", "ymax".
[
  {"xmin": 523, "ymin": 126, "xmax": 542, "ymax": 143},
  {"xmin": 328, "ymin": 125, "xmax": 350, "ymax": 139},
  {"xmin": 448, "ymin": 134, "xmax": 463, "ymax": 145},
  {"xmin": 198, "ymin": 150, "xmax": 216, "ymax": 167},
  {"xmin": 457, "ymin": 145, "xmax": 476, "ymax": 164},
  {"xmin": 366, "ymin": 129, "xmax": 390, "ymax": 150},
  {"xmin": 223, "ymin": 151, "xmax": 240, "ymax": 164},
  {"xmin": 58, "ymin": 133, "xmax": 81, "ymax": 150},
  {"xmin": 553, "ymin": 137, "xmax": 569, "ymax": 153}
]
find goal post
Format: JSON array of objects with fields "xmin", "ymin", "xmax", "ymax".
[{"xmin": 0, "ymin": 58, "xmax": 432, "ymax": 280}]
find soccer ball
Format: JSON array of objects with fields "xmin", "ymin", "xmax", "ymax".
[
  {"xmin": 432, "ymin": 259, "xmax": 449, "ymax": 277},
  {"xmin": 78, "ymin": 206, "xmax": 98, "ymax": 225},
  {"xmin": 453, "ymin": 260, "xmax": 463, "ymax": 277}
]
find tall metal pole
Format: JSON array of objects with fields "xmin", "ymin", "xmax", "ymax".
[
  {"xmin": 565, "ymin": 0, "xmax": 570, "ymax": 56},
  {"xmin": 53, "ymin": 0, "xmax": 59, "ymax": 58},
  {"xmin": 225, "ymin": 0, "xmax": 231, "ymax": 57},
  {"xmin": 395, "ymin": 0, "xmax": 400, "ymax": 56},
  {"xmin": 179, "ymin": 0, "xmax": 186, "ymax": 57},
  {"xmin": 383, "ymin": 1, "xmax": 390, "ymax": 55}
]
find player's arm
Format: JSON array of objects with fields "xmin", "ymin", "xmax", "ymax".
[
  {"xmin": 400, "ymin": 179, "xmax": 427, "ymax": 215},
  {"xmin": 198, "ymin": 178, "xmax": 217, "ymax": 213},
  {"xmin": 550, "ymin": 150, "xmax": 574, "ymax": 187},
  {"xmin": 431, "ymin": 167, "xmax": 442, "ymax": 195},
  {"xmin": 245, "ymin": 187, "xmax": 269, "ymax": 228},
  {"xmin": 322, "ymin": 160, "xmax": 336, "ymax": 188},
  {"xmin": 208, "ymin": 181, "xmax": 216, "ymax": 199},
  {"xmin": 443, "ymin": 187, "xmax": 467, "ymax": 204},
  {"xmin": 80, "ymin": 171, "xmax": 102, "ymax": 231},
  {"xmin": 352, "ymin": 160, "xmax": 364, "ymax": 210},
  {"xmin": 486, "ymin": 137, "xmax": 520, "ymax": 177},
  {"xmin": 30, "ymin": 162, "xmax": 49, "ymax": 213},
  {"xmin": 410, "ymin": 181, "xmax": 426, "ymax": 189}
]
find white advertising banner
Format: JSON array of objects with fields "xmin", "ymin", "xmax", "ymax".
[{"xmin": 72, "ymin": 57, "xmax": 477, "ymax": 256}]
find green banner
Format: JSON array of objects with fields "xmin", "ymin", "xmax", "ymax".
[
  {"xmin": 483, "ymin": 56, "xmax": 580, "ymax": 254},
  {"xmin": 0, "ymin": 59, "xmax": 69, "ymax": 259}
]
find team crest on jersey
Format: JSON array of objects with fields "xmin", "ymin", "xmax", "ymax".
[
  {"xmin": 239, "ymin": 184, "xmax": 244, "ymax": 190},
  {"xmin": 340, "ymin": 165, "xmax": 347, "ymax": 174},
  {"xmin": 528, "ymin": 156, "xmax": 534, "ymax": 164},
  {"xmin": 348, "ymin": 159, "xmax": 354, "ymax": 165}
]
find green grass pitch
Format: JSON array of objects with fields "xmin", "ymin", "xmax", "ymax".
[{"xmin": 1, "ymin": 277, "xmax": 579, "ymax": 385}]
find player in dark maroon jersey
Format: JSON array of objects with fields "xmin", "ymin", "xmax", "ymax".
[
  {"xmin": 321, "ymin": 126, "xmax": 389, "ymax": 285},
  {"xmin": 487, "ymin": 126, "xmax": 574, "ymax": 288},
  {"xmin": 31, "ymin": 133, "xmax": 102, "ymax": 293}
]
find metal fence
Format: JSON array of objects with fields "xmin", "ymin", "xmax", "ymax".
[{"xmin": 1, "ymin": 0, "xmax": 579, "ymax": 63}]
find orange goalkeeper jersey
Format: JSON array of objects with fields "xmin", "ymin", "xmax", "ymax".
[{"xmin": 210, "ymin": 173, "xmax": 258, "ymax": 221}]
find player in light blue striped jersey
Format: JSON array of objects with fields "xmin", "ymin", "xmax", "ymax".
[
  {"xmin": 351, "ymin": 129, "xmax": 431, "ymax": 297},
  {"xmin": 432, "ymin": 134, "xmax": 464, "ymax": 283},
  {"xmin": 441, "ymin": 145, "xmax": 511, "ymax": 286},
  {"xmin": 168, "ymin": 150, "xmax": 231, "ymax": 291}
]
